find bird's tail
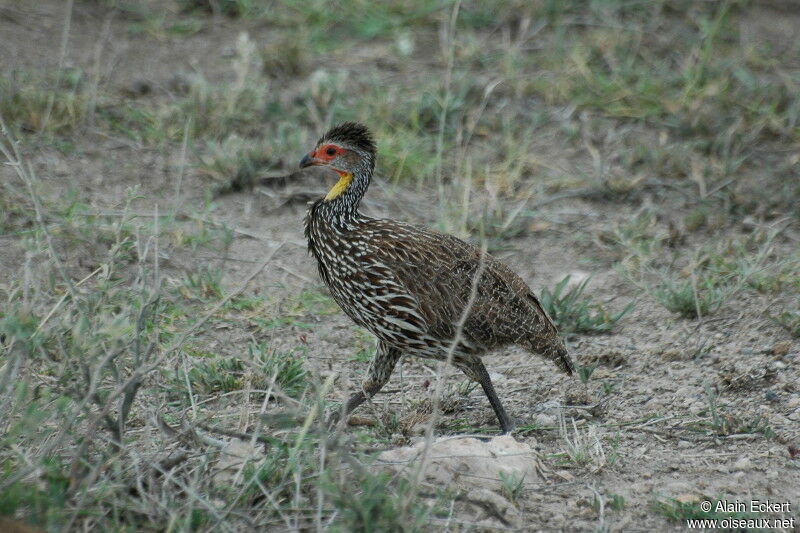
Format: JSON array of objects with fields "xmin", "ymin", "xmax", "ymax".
[
  {"xmin": 523, "ymin": 335, "xmax": 575, "ymax": 375},
  {"xmin": 524, "ymin": 293, "xmax": 573, "ymax": 374},
  {"xmin": 553, "ymin": 344, "xmax": 575, "ymax": 375}
]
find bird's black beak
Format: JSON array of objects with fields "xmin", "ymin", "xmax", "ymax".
[{"xmin": 299, "ymin": 153, "xmax": 316, "ymax": 168}]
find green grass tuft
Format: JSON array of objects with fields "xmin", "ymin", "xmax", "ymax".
[
  {"xmin": 652, "ymin": 275, "xmax": 729, "ymax": 319},
  {"xmin": 0, "ymin": 71, "xmax": 90, "ymax": 136},
  {"xmin": 539, "ymin": 276, "xmax": 633, "ymax": 338},
  {"xmin": 772, "ymin": 309, "xmax": 800, "ymax": 338},
  {"xmin": 248, "ymin": 342, "xmax": 308, "ymax": 398},
  {"xmin": 689, "ymin": 384, "xmax": 775, "ymax": 439},
  {"xmin": 499, "ymin": 471, "xmax": 525, "ymax": 505},
  {"xmin": 175, "ymin": 344, "xmax": 307, "ymax": 398},
  {"xmin": 327, "ymin": 470, "xmax": 441, "ymax": 533},
  {"xmin": 643, "ymin": 232, "xmax": 783, "ymax": 318},
  {"xmin": 194, "ymin": 135, "xmax": 275, "ymax": 193},
  {"xmin": 653, "ymin": 497, "xmax": 759, "ymax": 522}
]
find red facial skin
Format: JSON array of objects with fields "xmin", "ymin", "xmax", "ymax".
[
  {"xmin": 314, "ymin": 143, "xmax": 345, "ymax": 162},
  {"xmin": 307, "ymin": 143, "xmax": 349, "ymax": 176}
]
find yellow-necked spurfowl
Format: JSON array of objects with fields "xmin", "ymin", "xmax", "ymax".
[{"xmin": 302, "ymin": 122, "xmax": 573, "ymax": 433}]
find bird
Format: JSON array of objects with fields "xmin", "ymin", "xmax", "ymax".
[{"xmin": 301, "ymin": 122, "xmax": 574, "ymax": 433}]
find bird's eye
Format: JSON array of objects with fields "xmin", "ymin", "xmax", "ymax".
[{"xmin": 326, "ymin": 147, "xmax": 337, "ymax": 156}]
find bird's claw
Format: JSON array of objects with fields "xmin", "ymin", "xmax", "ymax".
[{"xmin": 324, "ymin": 409, "xmax": 343, "ymax": 430}]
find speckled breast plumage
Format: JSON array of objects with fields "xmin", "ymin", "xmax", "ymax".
[{"xmin": 304, "ymin": 198, "xmax": 571, "ymax": 371}]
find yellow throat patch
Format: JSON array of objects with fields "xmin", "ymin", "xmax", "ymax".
[{"xmin": 324, "ymin": 172, "xmax": 353, "ymax": 201}]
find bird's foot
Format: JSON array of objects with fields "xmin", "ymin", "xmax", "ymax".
[
  {"xmin": 323, "ymin": 408, "xmax": 345, "ymax": 430},
  {"xmin": 499, "ymin": 416, "xmax": 518, "ymax": 435}
]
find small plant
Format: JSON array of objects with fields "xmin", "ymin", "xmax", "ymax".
[
  {"xmin": 746, "ymin": 260, "xmax": 800, "ymax": 294},
  {"xmin": 554, "ymin": 415, "xmax": 607, "ymax": 469},
  {"xmin": 539, "ymin": 276, "xmax": 633, "ymax": 338},
  {"xmin": 0, "ymin": 71, "xmax": 90, "ymax": 136},
  {"xmin": 249, "ymin": 342, "xmax": 308, "ymax": 398},
  {"xmin": 772, "ymin": 308, "xmax": 800, "ymax": 338},
  {"xmin": 0, "ymin": 457, "xmax": 71, "ymax": 528},
  {"xmin": 651, "ymin": 275, "xmax": 729, "ymax": 318},
  {"xmin": 653, "ymin": 498, "xmax": 758, "ymax": 522},
  {"xmin": 194, "ymin": 135, "xmax": 274, "ymax": 194},
  {"xmin": 577, "ymin": 362, "xmax": 599, "ymax": 384},
  {"xmin": 288, "ymin": 288, "xmax": 340, "ymax": 316},
  {"xmin": 351, "ymin": 328, "xmax": 376, "ymax": 362},
  {"xmin": 172, "ymin": 215, "xmax": 235, "ymax": 251},
  {"xmin": 593, "ymin": 492, "xmax": 625, "ymax": 513},
  {"xmin": 175, "ymin": 344, "xmax": 307, "ymax": 399},
  {"xmin": 328, "ymin": 471, "xmax": 438, "ymax": 533},
  {"xmin": 261, "ymin": 37, "xmax": 311, "ymax": 77},
  {"xmin": 407, "ymin": 380, "xmax": 477, "ymax": 419},
  {"xmin": 499, "ymin": 471, "xmax": 525, "ymax": 505},
  {"xmin": 112, "ymin": 32, "xmax": 270, "ymax": 143},
  {"xmin": 469, "ymin": 210, "xmax": 529, "ymax": 252},
  {"xmin": 182, "ymin": 351, "xmax": 245, "ymax": 394},
  {"xmin": 648, "ymin": 232, "xmax": 780, "ymax": 318},
  {"xmin": 0, "ymin": 183, "xmax": 32, "ymax": 234},
  {"xmin": 600, "ymin": 211, "xmax": 667, "ymax": 264},
  {"xmin": 606, "ymin": 434, "xmax": 621, "ymax": 466},
  {"xmin": 375, "ymin": 124, "xmax": 438, "ymax": 184},
  {"xmin": 692, "ymin": 384, "xmax": 775, "ymax": 438},
  {"xmin": 180, "ymin": 267, "xmax": 224, "ymax": 300},
  {"xmin": 607, "ymin": 494, "xmax": 625, "ymax": 511},
  {"xmin": 225, "ymin": 294, "xmax": 264, "ymax": 312}
]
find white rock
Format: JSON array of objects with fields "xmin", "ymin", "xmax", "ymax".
[
  {"xmin": 489, "ymin": 372, "xmax": 507, "ymax": 384},
  {"xmin": 466, "ymin": 488, "xmax": 520, "ymax": 528},
  {"xmin": 534, "ymin": 414, "xmax": 557, "ymax": 427},
  {"xmin": 377, "ymin": 435, "xmax": 540, "ymax": 492},
  {"xmin": 212, "ymin": 439, "xmax": 262, "ymax": 484},
  {"xmin": 733, "ymin": 457, "xmax": 751, "ymax": 471}
]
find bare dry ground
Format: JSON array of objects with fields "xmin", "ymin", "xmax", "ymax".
[{"xmin": 1, "ymin": 1, "xmax": 799, "ymax": 531}]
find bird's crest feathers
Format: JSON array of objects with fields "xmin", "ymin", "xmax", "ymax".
[{"xmin": 318, "ymin": 122, "xmax": 376, "ymax": 155}]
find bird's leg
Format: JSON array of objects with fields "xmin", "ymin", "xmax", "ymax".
[
  {"xmin": 328, "ymin": 341, "xmax": 402, "ymax": 427},
  {"xmin": 458, "ymin": 359, "xmax": 515, "ymax": 434}
]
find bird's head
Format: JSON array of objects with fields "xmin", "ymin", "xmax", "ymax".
[{"xmin": 300, "ymin": 122, "xmax": 376, "ymax": 202}]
